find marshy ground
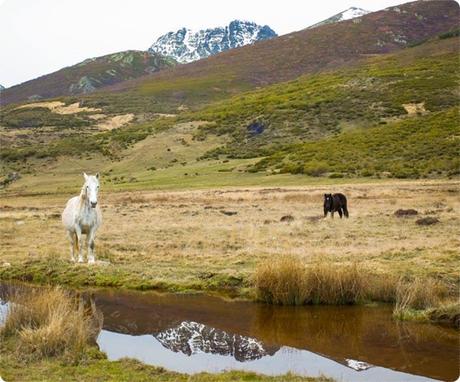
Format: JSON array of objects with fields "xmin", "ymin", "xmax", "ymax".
[{"xmin": 1, "ymin": 179, "xmax": 459, "ymax": 297}]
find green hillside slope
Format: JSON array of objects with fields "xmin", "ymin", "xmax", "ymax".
[
  {"xmin": 253, "ymin": 107, "xmax": 459, "ymax": 178},
  {"xmin": 190, "ymin": 36, "xmax": 459, "ymax": 160},
  {"xmin": 0, "ymin": 51, "xmax": 176, "ymax": 106}
]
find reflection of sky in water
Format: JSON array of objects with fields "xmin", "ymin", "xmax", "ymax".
[
  {"xmin": 98, "ymin": 325, "xmax": 438, "ymax": 382},
  {"xmin": 0, "ymin": 301, "xmax": 9, "ymax": 325}
]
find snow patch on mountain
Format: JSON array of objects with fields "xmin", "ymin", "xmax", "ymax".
[
  {"xmin": 148, "ymin": 20, "xmax": 277, "ymax": 63},
  {"xmin": 340, "ymin": 7, "xmax": 370, "ymax": 21},
  {"xmin": 308, "ymin": 7, "xmax": 370, "ymax": 29}
]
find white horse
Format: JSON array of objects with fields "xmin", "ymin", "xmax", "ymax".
[{"xmin": 62, "ymin": 173, "xmax": 102, "ymax": 264}]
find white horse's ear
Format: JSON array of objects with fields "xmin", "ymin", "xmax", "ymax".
[
  {"xmin": 83, "ymin": 172, "xmax": 88, "ymax": 181},
  {"xmin": 95, "ymin": 172, "xmax": 100, "ymax": 179}
]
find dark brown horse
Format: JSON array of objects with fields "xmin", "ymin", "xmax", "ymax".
[{"xmin": 324, "ymin": 193, "xmax": 349, "ymax": 218}]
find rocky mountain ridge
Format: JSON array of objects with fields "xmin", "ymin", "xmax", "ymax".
[{"xmin": 148, "ymin": 20, "xmax": 277, "ymax": 63}]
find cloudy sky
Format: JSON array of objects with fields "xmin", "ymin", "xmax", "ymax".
[{"xmin": 0, "ymin": 0, "xmax": 429, "ymax": 87}]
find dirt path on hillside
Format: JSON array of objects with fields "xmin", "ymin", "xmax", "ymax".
[{"xmin": 17, "ymin": 101, "xmax": 101, "ymax": 114}]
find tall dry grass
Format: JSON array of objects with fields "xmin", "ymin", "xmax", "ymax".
[
  {"xmin": 254, "ymin": 256, "xmax": 310, "ymax": 305},
  {"xmin": 254, "ymin": 256, "xmax": 447, "ymax": 307},
  {"xmin": 393, "ymin": 278, "xmax": 447, "ymax": 319},
  {"xmin": 254, "ymin": 256, "xmax": 369, "ymax": 305},
  {"xmin": 1, "ymin": 287, "xmax": 101, "ymax": 361}
]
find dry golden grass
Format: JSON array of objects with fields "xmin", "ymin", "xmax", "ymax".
[
  {"xmin": 255, "ymin": 256, "xmax": 388, "ymax": 305},
  {"xmin": 309, "ymin": 262, "xmax": 367, "ymax": 304},
  {"xmin": 395, "ymin": 278, "xmax": 447, "ymax": 311},
  {"xmin": 255, "ymin": 256, "xmax": 310, "ymax": 305},
  {"xmin": 393, "ymin": 277, "xmax": 449, "ymax": 321},
  {"xmin": 1, "ymin": 287, "xmax": 100, "ymax": 361},
  {"xmin": 366, "ymin": 274, "xmax": 399, "ymax": 303},
  {"xmin": 0, "ymin": 180, "xmax": 459, "ymax": 296},
  {"xmin": 254, "ymin": 255, "xmax": 453, "ymax": 318}
]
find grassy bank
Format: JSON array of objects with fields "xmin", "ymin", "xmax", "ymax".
[
  {"xmin": 0, "ymin": 351, "xmax": 331, "ymax": 382},
  {"xmin": 0, "ymin": 287, "xmax": 330, "ymax": 382},
  {"xmin": 392, "ymin": 303, "xmax": 460, "ymax": 327},
  {"xmin": 0, "ymin": 257, "xmax": 249, "ymax": 297}
]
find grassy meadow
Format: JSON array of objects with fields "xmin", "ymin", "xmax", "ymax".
[
  {"xmin": 1, "ymin": 179, "xmax": 458, "ymax": 382},
  {"xmin": 1, "ymin": 180, "xmax": 459, "ymax": 304}
]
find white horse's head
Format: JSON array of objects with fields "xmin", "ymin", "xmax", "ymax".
[{"xmin": 83, "ymin": 172, "xmax": 100, "ymax": 208}]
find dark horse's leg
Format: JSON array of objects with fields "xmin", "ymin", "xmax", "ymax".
[
  {"xmin": 342, "ymin": 199, "xmax": 349, "ymax": 218},
  {"xmin": 338, "ymin": 194, "xmax": 349, "ymax": 218},
  {"xmin": 338, "ymin": 209, "xmax": 343, "ymax": 219}
]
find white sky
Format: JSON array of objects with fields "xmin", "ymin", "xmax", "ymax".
[{"xmin": 0, "ymin": 0, "xmax": 441, "ymax": 87}]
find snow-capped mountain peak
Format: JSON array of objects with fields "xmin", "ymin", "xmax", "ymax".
[
  {"xmin": 339, "ymin": 7, "xmax": 370, "ymax": 21},
  {"xmin": 308, "ymin": 7, "xmax": 370, "ymax": 29},
  {"xmin": 148, "ymin": 20, "xmax": 277, "ymax": 63}
]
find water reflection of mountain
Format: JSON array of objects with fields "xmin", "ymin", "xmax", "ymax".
[
  {"xmin": 155, "ymin": 321, "xmax": 271, "ymax": 361},
  {"xmin": 92, "ymin": 289, "xmax": 459, "ymax": 381}
]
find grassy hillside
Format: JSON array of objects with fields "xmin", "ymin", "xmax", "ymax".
[
  {"xmin": 0, "ymin": 114, "xmax": 175, "ymax": 163},
  {"xmin": 253, "ymin": 107, "xmax": 459, "ymax": 178},
  {"xmin": 187, "ymin": 36, "xmax": 459, "ymax": 159},
  {"xmin": 1, "ymin": 36, "xmax": 459, "ymax": 188},
  {"xmin": 85, "ymin": 0, "xmax": 459, "ymax": 112},
  {"xmin": 0, "ymin": 51, "xmax": 176, "ymax": 106}
]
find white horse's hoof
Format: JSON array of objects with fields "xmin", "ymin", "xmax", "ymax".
[
  {"xmin": 78, "ymin": 258, "xmax": 84, "ymax": 263},
  {"xmin": 88, "ymin": 258, "xmax": 95, "ymax": 264}
]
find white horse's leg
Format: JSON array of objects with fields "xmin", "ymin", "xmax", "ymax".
[
  {"xmin": 75, "ymin": 226, "xmax": 84, "ymax": 263},
  {"xmin": 87, "ymin": 228, "xmax": 96, "ymax": 264},
  {"xmin": 67, "ymin": 231, "xmax": 76, "ymax": 262}
]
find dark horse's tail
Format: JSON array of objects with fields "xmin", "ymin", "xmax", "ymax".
[{"xmin": 342, "ymin": 196, "xmax": 349, "ymax": 218}]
